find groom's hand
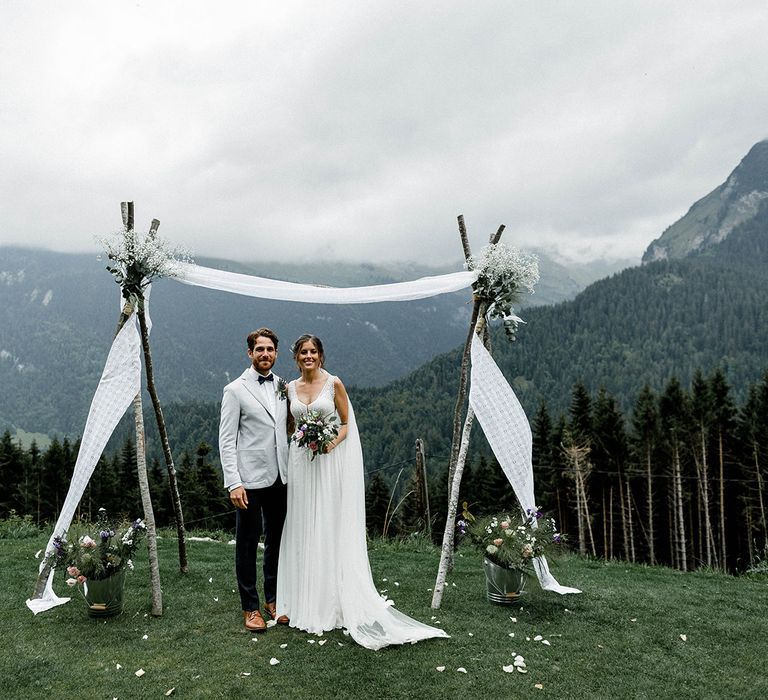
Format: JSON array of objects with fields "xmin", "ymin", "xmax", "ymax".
[{"xmin": 230, "ymin": 486, "xmax": 249, "ymax": 509}]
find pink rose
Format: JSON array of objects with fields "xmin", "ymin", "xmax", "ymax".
[
  {"xmin": 493, "ymin": 538, "xmax": 504, "ymax": 546},
  {"xmin": 77, "ymin": 575, "xmax": 87, "ymax": 583},
  {"xmin": 500, "ymin": 521, "xmax": 510, "ymax": 529},
  {"xmin": 309, "ymin": 441, "xmax": 318, "ymax": 451},
  {"xmin": 66, "ymin": 565, "xmax": 80, "ymax": 577},
  {"xmin": 81, "ymin": 536, "xmax": 96, "ymax": 548}
]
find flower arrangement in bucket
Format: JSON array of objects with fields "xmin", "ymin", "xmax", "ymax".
[
  {"xmin": 460, "ymin": 504, "xmax": 565, "ymax": 604},
  {"xmin": 46, "ymin": 508, "xmax": 146, "ymax": 617}
]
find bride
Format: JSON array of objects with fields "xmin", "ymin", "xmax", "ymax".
[{"xmin": 276, "ymin": 334, "xmax": 448, "ymax": 650}]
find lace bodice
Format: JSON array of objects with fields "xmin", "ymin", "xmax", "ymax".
[{"xmin": 288, "ymin": 372, "xmax": 336, "ymax": 420}]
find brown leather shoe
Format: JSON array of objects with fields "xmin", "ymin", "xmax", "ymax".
[
  {"xmin": 264, "ymin": 601, "xmax": 290, "ymax": 625},
  {"xmin": 244, "ymin": 610, "xmax": 266, "ymax": 632}
]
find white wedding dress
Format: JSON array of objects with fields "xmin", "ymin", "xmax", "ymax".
[{"xmin": 276, "ymin": 372, "xmax": 449, "ymax": 650}]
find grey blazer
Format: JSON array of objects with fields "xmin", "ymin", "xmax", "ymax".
[{"xmin": 219, "ymin": 367, "xmax": 289, "ymax": 491}]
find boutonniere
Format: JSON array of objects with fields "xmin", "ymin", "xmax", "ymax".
[{"xmin": 275, "ymin": 378, "xmax": 288, "ymax": 401}]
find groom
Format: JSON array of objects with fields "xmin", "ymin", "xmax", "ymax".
[{"xmin": 219, "ymin": 327, "xmax": 289, "ymax": 632}]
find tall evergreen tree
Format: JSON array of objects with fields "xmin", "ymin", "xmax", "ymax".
[{"xmin": 631, "ymin": 385, "xmax": 660, "ymax": 565}]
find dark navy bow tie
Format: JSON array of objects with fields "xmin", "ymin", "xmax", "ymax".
[{"xmin": 258, "ymin": 374, "xmax": 274, "ymax": 384}]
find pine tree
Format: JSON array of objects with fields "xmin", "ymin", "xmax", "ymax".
[{"xmin": 631, "ymin": 385, "xmax": 660, "ymax": 565}]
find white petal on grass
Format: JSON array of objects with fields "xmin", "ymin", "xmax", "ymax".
[
  {"xmin": 280, "ymin": 644, "xmax": 288, "ymax": 649},
  {"xmin": 436, "ymin": 666, "xmax": 446, "ymax": 672},
  {"xmin": 510, "ymin": 617, "xmax": 517, "ymax": 623},
  {"xmin": 508, "ymin": 632, "xmax": 515, "ymax": 638},
  {"xmin": 394, "ymin": 582, "xmax": 400, "ymax": 587},
  {"xmin": 208, "ymin": 577, "xmax": 213, "ymax": 583},
  {"xmin": 266, "ymin": 619, "xmax": 277, "ymax": 628},
  {"xmin": 142, "ymin": 634, "xmax": 148, "ymax": 640},
  {"xmin": 269, "ymin": 658, "xmax": 280, "ymax": 666},
  {"xmin": 630, "ymin": 618, "xmax": 637, "ymax": 623},
  {"xmin": 502, "ymin": 665, "xmax": 515, "ymax": 673},
  {"xmin": 542, "ymin": 640, "xmax": 551, "ymax": 646},
  {"xmin": 680, "ymin": 634, "xmax": 688, "ymax": 642},
  {"xmin": 535, "ymin": 683, "xmax": 544, "ymax": 690},
  {"xmin": 240, "ymin": 672, "xmax": 251, "ymax": 677},
  {"xmin": 517, "ymin": 667, "xmax": 528, "ymax": 674},
  {"xmin": 456, "ymin": 667, "xmax": 467, "ymax": 674},
  {"xmin": 116, "ymin": 664, "xmax": 122, "ymax": 670},
  {"xmin": 534, "ymin": 635, "xmax": 542, "ymax": 641},
  {"xmin": 135, "ymin": 669, "xmax": 145, "ymax": 677},
  {"xmin": 35, "ymin": 549, "xmax": 43, "ymax": 559},
  {"xmin": 165, "ymin": 689, "xmax": 176, "ymax": 697},
  {"xmin": 251, "ymin": 638, "xmax": 259, "ymax": 643},
  {"xmin": 308, "ymin": 640, "xmax": 316, "ymax": 644},
  {"xmin": 213, "ymin": 597, "xmax": 219, "ymax": 602},
  {"xmin": 468, "ymin": 632, "xmax": 474, "ymax": 637},
  {"xmin": 318, "ymin": 640, "xmax": 327, "ymax": 646},
  {"xmin": 228, "ymin": 539, "xmax": 236, "ymax": 545}
]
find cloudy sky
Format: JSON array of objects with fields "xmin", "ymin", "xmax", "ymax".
[{"xmin": 2, "ymin": 1, "xmax": 767, "ymax": 266}]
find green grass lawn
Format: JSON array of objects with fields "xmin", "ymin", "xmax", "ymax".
[{"xmin": 2, "ymin": 531, "xmax": 766, "ymax": 700}]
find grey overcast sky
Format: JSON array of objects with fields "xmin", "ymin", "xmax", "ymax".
[{"xmin": 1, "ymin": 1, "xmax": 767, "ymax": 266}]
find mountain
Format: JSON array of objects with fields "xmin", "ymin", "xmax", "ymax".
[
  {"xmin": 0, "ymin": 245, "xmax": 608, "ymax": 437},
  {"xmin": 643, "ymin": 139, "xmax": 768, "ymax": 262},
  {"xmin": 354, "ymin": 206, "xmax": 768, "ymax": 466}
]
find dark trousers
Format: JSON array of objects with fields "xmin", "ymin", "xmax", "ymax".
[{"xmin": 235, "ymin": 476, "xmax": 287, "ymax": 612}]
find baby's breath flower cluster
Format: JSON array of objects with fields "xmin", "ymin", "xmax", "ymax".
[
  {"xmin": 99, "ymin": 228, "xmax": 193, "ymax": 307},
  {"xmin": 466, "ymin": 243, "xmax": 540, "ymax": 340},
  {"xmin": 463, "ymin": 506, "xmax": 564, "ymax": 573},
  {"xmin": 45, "ymin": 508, "xmax": 146, "ymax": 585}
]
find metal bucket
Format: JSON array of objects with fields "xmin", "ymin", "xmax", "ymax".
[
  {"xmin": 483, "ymin": 557, "xmax": 526, "ymax": 605},
  {"xmin": 82, "ymin": 569, "xmax": 126, "ymax": 618}
]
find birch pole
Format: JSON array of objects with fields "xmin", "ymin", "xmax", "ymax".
[
  {"xmin": 121, "ymin": 203, "xmax": 163, "ymax": 611},
  {"xmin": 133, "ymin": 393, "xmax": 163, "ymax": 615},
  {"xmin": 432, "ymin": 218, "xmax": 507, "ymax": 609}
]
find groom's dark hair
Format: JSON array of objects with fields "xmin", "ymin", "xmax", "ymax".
[{"xmin": 247, "ymin": 327, "xmax": 279, "ymax": 351}]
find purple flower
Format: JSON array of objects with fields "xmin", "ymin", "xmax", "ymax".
[
  {"xmin": 52, "ymin": 536, "xmax": 66, "ymax": 555},
  {"xmin": 100, "ymin": 529, "xmax": 114, "ymax": 540},
  {"xmin": 553, "ymin": 534, "xmax": 562, "ymax": 544}
]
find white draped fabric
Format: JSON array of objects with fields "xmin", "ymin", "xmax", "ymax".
[
  {"xmin": 175, "ymin": 262, "xmax": 478, "ymax": 303},
  {"xmin": 26, "ymin": 312, "xmax": 143, "ymax": 613},
  {"xmin": 469, "ymin": 335, "xmax": 581, "ymax": 595}
]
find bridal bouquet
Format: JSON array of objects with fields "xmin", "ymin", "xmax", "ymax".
[
  {"xmin": 463, "ymin": 506, "xmax": 564, "ymax": 573},
  {"xmin": 45, "ymin": 508, "xmax": 146, "ymax": 584},
  {"xmin": 291, "ymin": 409, "xmax": 339, "ymax": 460}
]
